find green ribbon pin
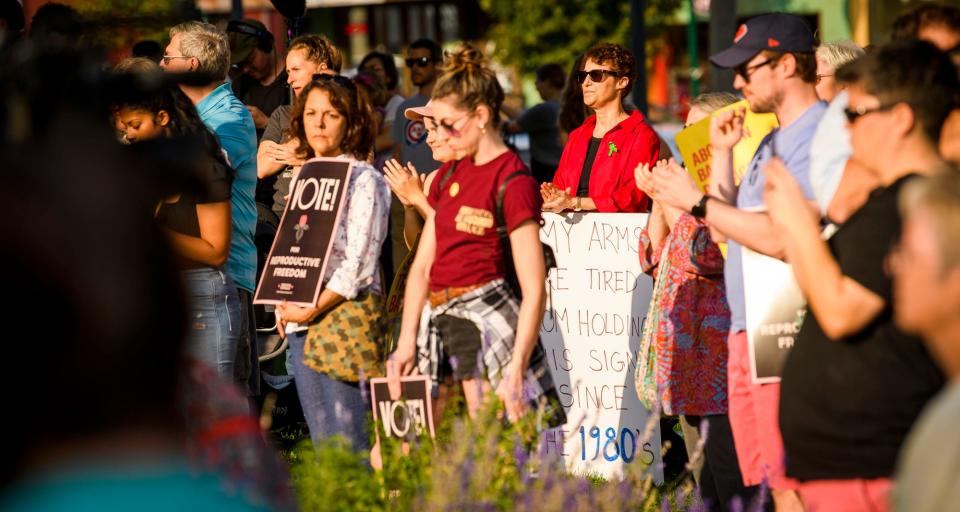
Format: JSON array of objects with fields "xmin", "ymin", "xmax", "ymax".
[{"xmin": 607, "ymin": 141, "xmax": 619, "ymax": 157}]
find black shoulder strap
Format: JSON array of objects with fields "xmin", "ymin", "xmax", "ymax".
[
  {"xmin": 495, "ymin": 170, "xmax": 529, "ymax": 236},
  {"xmin": 495, "ymin": 170, "xmax": 533, "ymax": 299},
  {"xmin": 437, "ymin": 161, "xmax": 458, "ymax": 193}
]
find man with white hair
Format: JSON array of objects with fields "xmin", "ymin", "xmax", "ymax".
[
  {"xmin": 809, "ymin": 40, "xmax": 865, "ymax": 219},
  {"xmin": 162, "ymin": 21, "xmax": 260, "ymax": 396},
  {"xmin": 814, "ymin": 40, "xmax": 863, "ymax": 103}
]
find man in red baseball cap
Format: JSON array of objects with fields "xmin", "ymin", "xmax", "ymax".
[{"xmin": 653, "ymin": 12, "xmax": 824, "ymax": 511}]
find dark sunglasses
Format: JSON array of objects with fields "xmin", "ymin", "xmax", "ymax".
[
  {"xmin": 576, "ymin": 69, "xmax": 622, "ymax": 84},
  {"xmin": 843, "ymin": 102, "xmax": 899, "ymax": 124},
  {"xmin": 405, "ymin": 56, "xmax": 434, "ymax": 68},
  {"xmin": 312, "ymin": 73, "xmax": 354, "ymax": 88},
  {"xmin": 734, "ymin": 56, "xmax": 779, "ymax": 84}
]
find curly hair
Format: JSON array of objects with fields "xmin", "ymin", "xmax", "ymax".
[
  {"xmin": 111, "ymin": 72, "xmax": 231, "ymax": 174},
  {"xmin": 583, "ymin": 43, "xmax": 637, "ymax": 98},
  {"xmin": 288, "ymin": 34, "xmax": 343, "ymax": 73},
  {"xmin": 287, "ymin": 76, "xmax": 377, "ymax": 161},
  {"xmin": 432, "ymin": 43, "xmax": 505, "ymax": 125}
]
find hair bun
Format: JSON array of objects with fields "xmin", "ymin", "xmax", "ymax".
[{"xmin": 443, "ymin": 44, "xmax": 488, "ymax": 74}]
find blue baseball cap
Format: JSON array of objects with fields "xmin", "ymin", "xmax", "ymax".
[{"xmin": 710, "ymin": 13, "xmax": 817, "ymax": 69}]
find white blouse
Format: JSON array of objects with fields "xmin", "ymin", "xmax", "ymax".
[{"xmin": 322, "ymin": 156, "xmax": 391, "ymax": 299}]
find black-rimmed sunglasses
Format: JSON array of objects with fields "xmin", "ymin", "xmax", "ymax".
[
  {"xmin": 576, "ymin": 69, "xmax": 622, "ymax": 84},
  {"xmin": 312, "ymin": 73, "xmax": 354, "ymax": 88},
  {"xmin": 405, "ymin": 56, "xmax": 434, "ymax": 68},
  {"xmin": 734, "ymin": 56, "xmax": 780, "ymax": 84},
  {"xmin": 843, "ymin": 102, "xmax": 899, "ymax": 124}
]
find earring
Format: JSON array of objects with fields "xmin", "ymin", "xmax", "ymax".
[{"xmin": 480, "ymin": 123, "xmax": 487, "ymax": 134}]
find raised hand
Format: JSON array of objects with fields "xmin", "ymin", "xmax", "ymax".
[
  {"xmin": 709, "ymin": 107, "xmax": 746, "ymax": 151},
  {"xmin": 383, "ymin": 159, "xmax": 425, "ymax": 207}
]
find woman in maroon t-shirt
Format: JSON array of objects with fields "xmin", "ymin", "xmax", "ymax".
[{"xmin": 388, "ymin": 45, "xmax": 563, "ymax": 425}]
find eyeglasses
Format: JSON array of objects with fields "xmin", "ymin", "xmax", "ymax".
[
  {"xmin": 162, "ymin": 55, "xmax": 192, "ymax": 65},
  {"xmin": 844, "ymin": 102, "xmax": 899, "ymax": 124},
  {"xmin": 405, "ymin": 56, "xmax": 434, "ymax": 68},
  {"xmin": 576, "ymin": 69, "xmax": 622, "ymax": 84},
  {"xmin": 435, "ymin": 113, "xmax": 474, "ymax": 138},
  {"xmin": 815, "ymin": 73, "xmax": 833, "ymax": 85},
  {"xmin": 734, "ymin": 56, "xmax": 780, "ymax": 83}
]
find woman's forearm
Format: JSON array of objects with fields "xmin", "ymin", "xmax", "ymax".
[
  {"xmin": 398, "ymin": 216, "xmax": 436, "ymax": 343},
  {"xmin": 162, "ymin": 202, "xmax": 231, "ymax": 267},
  {"xmin": 403, "ymin": 206, "xmax": 425, "ymax": 250},
  {"xmin": 164, "ymin": 229, "xmax": 228, "ymax": 267}
]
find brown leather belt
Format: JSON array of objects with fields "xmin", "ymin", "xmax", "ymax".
[{"xmin": 428, "ymin": 281, "xmax": 488, "ymax": 307}]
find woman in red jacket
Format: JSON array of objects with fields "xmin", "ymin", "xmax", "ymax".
[{"xmin": 542, "ymin": 43, "xmax": 659, "ymax": 213}]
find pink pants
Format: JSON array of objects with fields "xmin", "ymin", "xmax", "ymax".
[
  {"xmin": 798, "ymin": 478, "xmax": 892, "ymax": 512},
  {"xmin": 727, "ymin": 330, "xmax": 796, "ymax": 489}
]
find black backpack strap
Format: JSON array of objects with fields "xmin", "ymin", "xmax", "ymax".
[
  {"xmin": 495, "ymin": 170, "xmax": 534, "ymax": 298},
  {"xmin": 495, "ymin": 170, "xmax": 530, "ymax": 236},
  {"xmin": 436, "ymin": 161, "xmax": 458, "ymax": 195}
]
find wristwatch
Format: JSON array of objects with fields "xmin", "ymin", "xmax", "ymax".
[
  {"xmin": 691, "ymin": 194, "xmax": 710, "ymax": 219},
  {"xmin": 574, "ymin": 196, "xmax": 582, "ymax": 212}
]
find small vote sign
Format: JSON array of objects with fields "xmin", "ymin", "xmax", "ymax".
[{"xmin": 369, "ymin": 376, "xmax": 435, "ymax": 442}]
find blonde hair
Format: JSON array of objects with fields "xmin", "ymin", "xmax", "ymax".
[
  {"xmin": 899, "ymin": 170, "xmax": 960, "ymax": 273},
  {"xmin": 816, "ymin": 40, "xmax": 864, "ymax": 72},
  {"xmin": 689, "ymin": 92, "xmax": 739, "ymax": 115},
  {"xmin": 288, "ymin": 34, "xmax": 342, "ymax": 73},
  {"xmin": 432, "ymin": 44, "xmax": 505, "ymax": 125},
  {"xmin": 169, "ymin": 21, "xmax": 230, "ymax": 81}
]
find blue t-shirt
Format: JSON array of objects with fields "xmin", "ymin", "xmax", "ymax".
[
  {"xmin": 726, "ymin": 101, "xmax": 827, "ymax": 332},
  {"xmin": 0, "ymin": 462, "xmax": 268, "ymax": 512},
  {"xmin": 197, "ymin": 83, "xmax": 259, "ymax": 292}
]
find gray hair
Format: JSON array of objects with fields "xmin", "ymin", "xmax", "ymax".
[
  {"xmin": 689, "ymin": 92, "xmax": 739, "ymax": 115},
  {"xmin": 169, "ymin": 21, "xmax": 230, "ymax": 82},
  {"xmin": 816, "ymin": 40, "xmax": 865, "ymax": 72}
]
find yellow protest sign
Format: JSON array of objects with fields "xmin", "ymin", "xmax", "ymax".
[{"xmin": 674, "ymin": 100, "xmax": 779, "ymax": 193}]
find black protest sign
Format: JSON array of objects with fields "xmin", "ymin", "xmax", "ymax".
[
  {"xmin": 254, "ymin": 158, "xmax": 352, "ymax": 306},
  {"xmin": 369, "ymin": 376, "xmax": 435, "ymax": 441},
  {"xmin": 742, "ymin": 246, "xmax": 807, "ymax": 384}
]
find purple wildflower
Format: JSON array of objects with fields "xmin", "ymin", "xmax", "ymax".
[
  {"xmin": 748, "ymin": 475, "xmax": 770, "ymax": 512},
  {"xmin": 730, "ymin": 495, "xmax": 744, "ymax": 512},
  {"xmin": 685, "ymin": 417, "xmax": 710, "ymax": 474},
  {"xmin": 358, "ymin": 369, "xmax": 369, "ymax": 405}
]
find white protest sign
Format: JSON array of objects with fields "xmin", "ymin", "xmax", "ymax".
[{"xmin": 538, "ymin": 212, "xmax": 662, "ymax": 482}]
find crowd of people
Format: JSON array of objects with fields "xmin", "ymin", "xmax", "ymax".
[{"xmin": 1, "ymin": 0, "xmax": 959, "ymax": 511}]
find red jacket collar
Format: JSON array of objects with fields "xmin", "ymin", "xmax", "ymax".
[{"xmin": 580, "ymin": 108, "xmax": 646, "ymax": 135}]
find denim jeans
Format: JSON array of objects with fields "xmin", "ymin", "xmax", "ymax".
[
  {"xmin": 288, "ymin": 329, "xmax": 370, "ymax": 452},
  {"xmin": 182, "ymin": 268, "xmax": 240, "ymax": 379}
]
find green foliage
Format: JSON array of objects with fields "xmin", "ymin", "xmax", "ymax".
[
  {"xmin": 73, "ymin": 0, "xmax": 195, "ymax": 55},
  {"xmin": 289, "ymin": 437, "xmax": 385, "ymax": 512},
  {"xmin": 288, "ymin": 392, "xmax": 702, "ymax": 511},
  {"xmin": 479, "ymin": 0, "xmax": 684, "ymax": 75}
]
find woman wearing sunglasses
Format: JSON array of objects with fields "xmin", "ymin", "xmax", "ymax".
[
  {"xmin": 542, "ymin": 43, "xmax": 660, "ymax": 213},
  {"xmin": 274, "ymin": 75, "xmax": 390, "ymax": 451},
  {"xmin": 387, "ymin": 45, "xmax": 563, "ymax": 426}
]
